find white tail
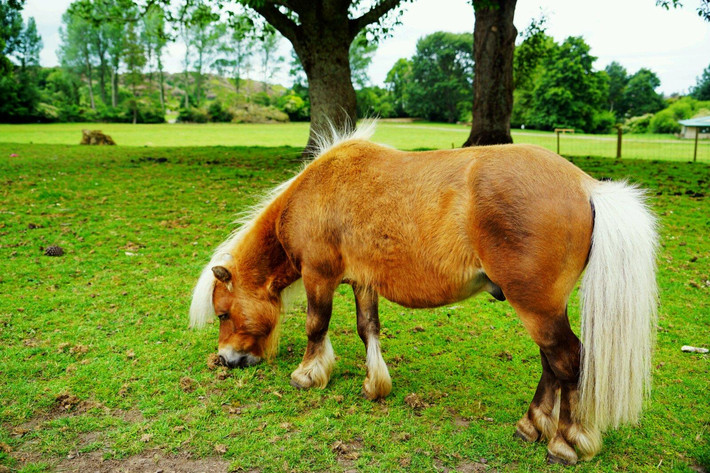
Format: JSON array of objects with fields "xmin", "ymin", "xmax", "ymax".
[{"xmin": 578, "ymin": 181, "xmax": 658, "ymax": 432}]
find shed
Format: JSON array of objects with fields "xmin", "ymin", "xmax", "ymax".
[{"xmin": 679, "ymin": 116, "xmax": 710, "ymax": 139}]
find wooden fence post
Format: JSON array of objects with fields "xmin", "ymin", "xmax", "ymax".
[{"xmin": 616, "ymin": 125, "xmax": 623, "ymax": 159}]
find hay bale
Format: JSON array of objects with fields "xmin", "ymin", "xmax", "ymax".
[{"xmin": 80, "ymin": 129, "xmax": 116, "ymax": 145}]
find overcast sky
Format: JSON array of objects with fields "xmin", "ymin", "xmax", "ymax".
[{"xmin": 22, "ymin": 0, "xmax": 710, "ymax": 96}]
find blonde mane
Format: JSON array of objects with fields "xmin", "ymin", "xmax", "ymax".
[{"xmin": 189, "ymin": 120, "xmax": 377, "ymax": 329}]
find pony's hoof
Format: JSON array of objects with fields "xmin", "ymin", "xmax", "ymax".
[
  {"xmin": 514, "ymin": 428, "xmax": 538, "ymax": 443},
  {"xmin": 514, "ymin": 416, "xmax": 540, "ymax": 442},
  {"xmin": 547, "ymin": 452, "xmax": 576, "ymax": 466},
  {"xmin": 290, "ymin": 378, "xmax": 309, "ymax": 390}
]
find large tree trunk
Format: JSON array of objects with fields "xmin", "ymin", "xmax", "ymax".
[
  {"xmin": 296, "ymin": 30, "xmax": 357, "ymax": 155},
  {"xmin": 463, "ymin": 0, "xmax": 517, "ymax": 147}
]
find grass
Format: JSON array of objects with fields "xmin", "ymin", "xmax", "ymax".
[
  {"xmin": 0, "ymin": 140, "xmax": 708, "ymax": 472},
  {"xmin": 0, "ymin": 121, "xmax": 708, "ymax": 162}
]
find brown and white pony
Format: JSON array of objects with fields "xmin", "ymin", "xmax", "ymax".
[{"xmin": 189, "ymin": 123, "xmax": 658, "ymax": 464}]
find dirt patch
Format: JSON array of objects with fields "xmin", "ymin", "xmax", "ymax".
[
  {"xmin": 15, "ymin": 449, "xmax": 231, "ymax": 473},
  {"xmin": 332, "ymin": 439, "xmax": 363, "ymax": 471},
  {"xmin": 434, "ymin": 458, "xmax": 493, "ymax": 472}
]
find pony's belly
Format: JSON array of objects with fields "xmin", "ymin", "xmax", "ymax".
[{"xmin": 368, "ymin": 268, "xmax": 488, "ymax": 309}]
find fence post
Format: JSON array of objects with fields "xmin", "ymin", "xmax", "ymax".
[
  {"xmin": 616, "ymin": 125, "xmax": 623, "ymax": 159},
  {"xmin": 694, "ymin": 126, "xmax": 699, "ymax": 162},
  {"xmin": 556, "ymin": 129, "xmax": 560, "ymax": 154}
]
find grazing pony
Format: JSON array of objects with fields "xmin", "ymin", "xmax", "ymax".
[{"xmin": 190, "ymin": 123, "xmax": 658, "ymax": 464}]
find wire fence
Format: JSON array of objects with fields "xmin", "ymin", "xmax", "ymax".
[{"xmin": 511, "ymin": 129, "xmax": 710, "ymax": 163}]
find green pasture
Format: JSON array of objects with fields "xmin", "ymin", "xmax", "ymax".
[
  {"xmin": 0, "ymin": 121, "xmax": 708, "ymax": 162},
  {"xmin": 0, "ymin": 137, "xmax": 708, "ymax": 472}
]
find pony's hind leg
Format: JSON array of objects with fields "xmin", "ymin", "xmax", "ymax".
[
  {"xmin": 514, "ymin": 305, "xmax": 601, "ymax": 465},
  {"xmin": 353, "ymin": 283, "xmax": 391, "ymax": 400},
  {"xmin": 515, "ymin": 349, "xmax": 560, "ymax": 443},
  {"xmin": 290, "ymin": 269, "xmax": 338, "ymax": 390}
]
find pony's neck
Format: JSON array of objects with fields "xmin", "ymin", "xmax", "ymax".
[{"xmin": 233, "ymin": 197, "xmax": 300, "ymax": 298}]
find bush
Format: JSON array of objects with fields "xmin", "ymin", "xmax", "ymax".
[
  {"xmin": 649, "ymin": 109, "xmax": 681, "ymax": 134},
  {"xmin": 276, "ymin": 93, "xmax": 309, "ymax": 121},
  {"xmin": 591, "ymin": 110, "xmax": 617, "ymax": 134},
  {"xmin": 252, "ymin": 92, "xmax": 271, "ymax": 106},
  {"xmin": 231, "ymin": 104, "xmax": 288, "ymax": 124},
  {"xmin": 207, "ymin": 101, "xmax": 233, "ymax": 122},
  {"xmin": 177, "ymin": 107, "xmax": 209, "ymax": 123},
  {"xmin": 622, "ymin": 114, "xmax": 653, "ymax": 134}
]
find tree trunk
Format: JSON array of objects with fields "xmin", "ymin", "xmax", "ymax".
[
  {"xmin": 292, "ymin": 15, "xmax": 357, "ymax": 155},
  {"xmin": 463, "ymin": 0, "xmax": 517, "ymax": 147},
  {"xmin": 111, "ymin": 67, "xmax": 118, "ymax": 107},
  {"xmin": 87, "ymin": 62, "xmax": 95, "ymax": 110},
  {"xmin": 157, "ymin": 58, "xmax": 165, "ymax": 113}
]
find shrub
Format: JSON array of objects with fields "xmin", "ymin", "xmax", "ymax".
[
  {"xmin": 231, "ymin": 104, "xmax": 288, "ymax": 124},
  {"xmin": 276, "ymin": 93, "xmax": 309, "ymax": 121},
  {"xmin": 590, "ymin": 110, "xmax": 617, "ymax": 134},
  {"xmin": 622, "ymin": 114, "xmax": 653, "ymax": 134},
  {"xmin": 177, "ymin": 107, "xmax": 209, "ymax": 123},
  {"xmin": 649, "ymin": 109, "xmax": 681, "ymax": 134},
  {"xmin": 207, "ymin": 101, "xmax": 233, "ymax": 122}
]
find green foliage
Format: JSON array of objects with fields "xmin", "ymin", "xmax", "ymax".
[
  {"xmin": 384, "ymin": 58, "xmax": 411, "ymax": 118},
  {"xmin": 527, "ymin": 36, "xmax": 609, "ymax": 132},
  {"xmin": 649, "ymin": 108, "xmax": 681, "ymax": 134},
  {"xmin": 622, "ymin": 68, "xmax": 665, "ymax": 117},
  {"xmin": 276, "ymin": 92, "xmax": 309, "ymax": 121},
  {"xmin": 622, "ymin": 113, "xmax": 654, "ymax": 134},
  {"xmin": 356, "ymin": 86, "xmax": 395, "ymax": 118},
  {"xmin": 177, "ymin": 106, "xmax": 209, "ymax": 123},
  {"xmin": 691, "ymin": 63, "xmax": 710, "ymax": 100},
  {"xmin": 407, "ymin": 32, "xmax": 473, "ymax": 123},
  {"xmin": 605, "ymin": 61, "xmax": 629, "ymax": 119},
  {"xmin": 207, "ymin": 100, "xmax": 233, "ymax": 122},
  {"xmin": 511, "ymin": 17, "xmax": 555, "ymax": 128}
]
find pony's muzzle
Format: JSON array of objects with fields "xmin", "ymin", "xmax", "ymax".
[{"xmin": 217, "ymin": 348, "xmax": 262, "ymax": 369}]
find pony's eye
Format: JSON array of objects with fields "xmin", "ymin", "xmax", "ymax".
[{"xmin": 217, "ymin": 313, "xmax": 229, "ymax": 321}]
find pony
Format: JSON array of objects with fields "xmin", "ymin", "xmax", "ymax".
[{"xmin": 189, "ymin": 122, "xmax": 658, "ymax": 465}]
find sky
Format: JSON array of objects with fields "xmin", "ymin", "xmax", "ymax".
[{"xmin": 22, "ymin": 0, "xmax": 710, "ymax": 96}]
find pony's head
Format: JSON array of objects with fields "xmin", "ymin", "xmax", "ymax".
[{"xmin": 190, "ymin": 253, "xmax": 282, "ymax": 369}]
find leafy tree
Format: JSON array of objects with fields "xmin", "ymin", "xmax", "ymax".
[
  {"xmin": 463, "ymin": 0, "xmax": 517, "ymax": 146},
  {"xmin": 59, "ymin": 3, "xmax": 97, "ymax": 109},
  {"xmin": 257, "ymin": 24, "xmax": 282, "ymax": 93},
  {"xmin": 123, "ymin": 21, "xmax": 146, "ymax": 123},
  {"xmin": 527, "ymin": 36, "xmax": 609, "ymax": 132},
  {"xmin": 605, "ymin": 61, "xmax": 629, "ymax": 118},
  {"xmin": 142, "ymin": 4, "xmax": 167, "ymax": 111},
  {"xmin": 185, "ymin": 2, "xmax": 223, "ymax": 106},
  {"xmin": 511, "ymin": 15, "xmax": 554, "ymax": 127},
  {"xmin": 691, "ymin": 63, "xmax": 710, "ymax": 100},
  {"xmin": 407, "ymin": 32, "xmax": 473, "ymax": 123},
  {"xmin": 622, "ymin": 68, "xmax": 664, "ymax": 117},
  {"xmin": 213, "ymin": 14, "xmax": 254, "ymax": 95},
  {"xmin": 385, "ymin": 58, "xmax": 411, "ymax": 117}
]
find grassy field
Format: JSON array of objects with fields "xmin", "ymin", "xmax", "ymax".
[
  {"xmin": 0, "ymin": 139, "xmax": 708, "ymax": 473},
  {"xmin": 0, "ymin": 121, "xmax": 708, "ymax": 162}
]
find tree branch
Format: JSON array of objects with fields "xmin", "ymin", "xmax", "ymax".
[
  {"xmin": 350, "ymin": 0, "xmax": 405, "ymax": 38},
  {"xmin": 248, "ymin": 2, "xmax": 300, "ymax": 44}
]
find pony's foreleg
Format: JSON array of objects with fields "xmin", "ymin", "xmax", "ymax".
[
  {"xmin": 515, "ymin": 349, "xmax": 560, "ymax": 443},
  {"xmin": 353, "ymin": 283, "xmax": 391, "ymax": 400},
  {"xmin": 290, "ymin": 272, "xmax": 338, "ymax": 390}
]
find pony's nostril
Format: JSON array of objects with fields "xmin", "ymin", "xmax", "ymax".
[{"xmin": 218, "ymin": 355, "xmax": 227, "ymax": 366}]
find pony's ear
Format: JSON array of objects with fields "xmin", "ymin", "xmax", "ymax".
[{"xmin": 212, "ymin": 266, "xmax": 232, "ymax": 284}]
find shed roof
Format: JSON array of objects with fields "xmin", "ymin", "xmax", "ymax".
[{"xmin": 679, "ymin": 116, "xmax": 710, "ymax": 126}]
